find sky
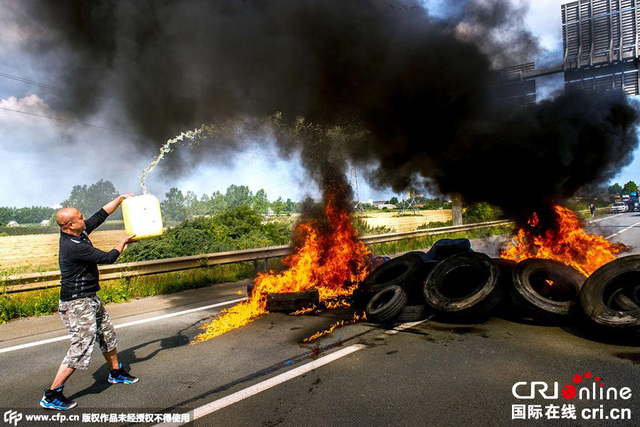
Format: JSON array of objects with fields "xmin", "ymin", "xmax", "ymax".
[{"xmin": 0, "ymin": 0, "xmax": 638, "ymax": 208}]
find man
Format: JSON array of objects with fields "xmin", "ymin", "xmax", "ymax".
[{"xmin": 40, "ymin": 194, "xmax": 138, "ymax": 411}]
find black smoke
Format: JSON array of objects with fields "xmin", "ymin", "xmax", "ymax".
[{"xmin": 20, "ymin": 0, "xmax": 640, "ymax": 228}]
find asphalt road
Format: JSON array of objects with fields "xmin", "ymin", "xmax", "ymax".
[{"xmin": 1, "ymin": 213, "xmax": 639, "ymax": 427}]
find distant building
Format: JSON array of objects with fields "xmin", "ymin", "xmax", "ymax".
[
  {"xmin": 7, "ymin": 221, "xmax": 19, "ymax": 227},
  {"xmin": 376, "ymin": 204, "xmax": 396, "ymax": 210},
  {"xmin": 371, "ymin": 200, "xmax": 388, "ymax": 208}
]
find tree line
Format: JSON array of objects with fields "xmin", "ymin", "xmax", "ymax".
[
  {"xmin": 0, "ymin": 180, "xmax": 301, "ymax": 225},
  {"xmin": 608, "ymin": 181, "xmax": 638, "ymax": 196}
]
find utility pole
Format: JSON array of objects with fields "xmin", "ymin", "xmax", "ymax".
[
  {"xmin": 350, "ymin": 164, "xmax": 364, "ymax": 213},
  {"xmin": 452, "ymin": 193, "xmax": 463, "ymax": 226}
]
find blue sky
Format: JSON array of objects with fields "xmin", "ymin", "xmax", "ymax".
[{"xmin": 0, "ymin": 0, "xmax": 638, "ymax": 208}]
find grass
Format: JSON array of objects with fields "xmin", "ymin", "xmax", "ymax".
[
  {"xmin": 0, "ymin": 261, "xmax": 283, "ymax": 324},
  {"xmin": 367, "ymin": 226, "xmax": 513, "ymax": 256},
  {"xmin": 0, "ymin": 226, "xmax": 512, "ymax": 324}
]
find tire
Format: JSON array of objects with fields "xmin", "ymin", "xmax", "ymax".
[
  {"xmin": 491, "ymin": 258, "xmax": 517, "ymax": 313},
  {"xmin": 396, "ymin": 304, "xmax": 430, "ymax": 322},
  {"xmin": 360, "ymin": 253, "xmax": 426, "ymax": 295},
  {"xmin": 265, "ymin": 289, "xmax": 319, "ymax": 313},
  {"xmin": 425, "ymin": 238, "xmax": 472, "ymax": 261},
  {"xmin": 423, "ymin": 252, "xmax": 501, "ymax": 318},
  {"xmin": 405, "ymin": 251, "xmax": 430, "ymax": 262},
  {"xmin": 511, "ymin": 259, "xmax": 586, "ymax": 322},
  {"xmin": 580, "ymin": 255, "xmax": 640, "ymax": 330},
  {"xmin": 365, "ymin": 285, "xmax": 408, "ymax": 323}
]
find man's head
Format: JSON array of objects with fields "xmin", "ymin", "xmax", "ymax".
[{"xmin": 56, "ymin": 207, "xmax": 85, "ymax": 236}]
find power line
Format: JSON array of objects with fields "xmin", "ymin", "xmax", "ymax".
[
  {"xmin": 0, "ymin": 106, "xmax": 136, "ymax": 135},
  {"xmin": 0, "ymin": 71, "xmax": 118, "ymax": 107}
]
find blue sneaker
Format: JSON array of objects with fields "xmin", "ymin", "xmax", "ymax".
[
  {"xmin": 40, "ymin": 386, "xmax": 77, "ymax": 410},
  {"xmin": 108, "ymin": 364, "xmax": 138, "ymax": 384}
]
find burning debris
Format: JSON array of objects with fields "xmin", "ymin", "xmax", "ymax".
[
  {"xmin": 194, "ymin": 194, "xmax": 371, "ymax": 342},
  {"xmin": 500, "ymin": 205, "xmax": 629, "ymax": 276}
]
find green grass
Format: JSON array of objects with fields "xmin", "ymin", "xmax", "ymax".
[
  {"xmin": 0, "ymin": 261, "xmax": 286, "ymax": 324},
  {"xmin": 367, "ymin": 226, "xmax": 513, "ymax": 256}
]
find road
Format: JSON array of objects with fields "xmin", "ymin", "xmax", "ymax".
[{"xmin": 0, "ymin": 213, "xmax": 638, "ymax": 426}]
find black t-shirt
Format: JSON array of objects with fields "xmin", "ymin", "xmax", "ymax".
[{"xmin": 59, "ymin": 208, "xmax": 120, "ymax": 301}]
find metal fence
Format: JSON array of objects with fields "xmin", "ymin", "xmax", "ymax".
[{"xmin": 1, "ymin": 220, "xmax": 513, "ymax": 294}]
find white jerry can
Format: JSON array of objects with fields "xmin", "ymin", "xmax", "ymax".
[{"xmin": 122, "ymin": 194, "xmax": 164, "ymax": 239}]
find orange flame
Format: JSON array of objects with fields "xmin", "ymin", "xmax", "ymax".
[
  {"xmin": 194, "ymin": 195, "xmax": 371, "ymax": 342},
  {"xmin": 500, "ymin": 205, "xmax": 628, "ymax": 276},
  {"xmin": 302, "ymin": 312, "xmax": 366, "ymax": 343}
]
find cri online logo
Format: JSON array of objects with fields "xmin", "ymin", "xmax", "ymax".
[{"xmin": 512, "ymin": 371, "xmax": 633, "ymax": 401}]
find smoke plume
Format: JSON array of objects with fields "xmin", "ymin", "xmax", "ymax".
[{"xmin": 20, "ymin": 0, "xmax": 640, "ymax": 226}]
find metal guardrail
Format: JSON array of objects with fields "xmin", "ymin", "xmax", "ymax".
[{"xmin": 1, "ymin": 220, "xmax": 513, "ymax": 294}]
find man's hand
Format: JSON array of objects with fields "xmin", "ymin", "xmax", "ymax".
[
  {"xmin": 123, "ymin": 234, "xmax": 137, "ymax": 244},
  {"xmin": 115, "ymin": 234, "xmax": 137, "ymax": 254},
  {"xmin": 103, "ymin": 193, "xmax": 136, "ymax": 215}
]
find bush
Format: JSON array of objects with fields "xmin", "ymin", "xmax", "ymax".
[
  {"xmin": 463, "ymin": 202, "xmax": 503, "ymax": 224},
  {"xmin": 418, "ymin": 220, "xmax": 453, "ymax": 229},
  {"xmin": 352, "ymin": 217, "xmax": 394, "ymax": 235},
  {"xmin": 120, "ymin": 206, "xmax": 292, "ymax": 262}
]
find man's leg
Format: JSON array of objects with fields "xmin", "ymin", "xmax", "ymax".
[
  {"xmin": 102, "ymin": 348, "xmax": 119, "ymax": 370},
  {"xmin": 50, "ymin": 364, "xmax": 75, "ymax": 390},
  {"xmin": 95, "ymin": 296, "xmax": 138, "ymax": 384}
]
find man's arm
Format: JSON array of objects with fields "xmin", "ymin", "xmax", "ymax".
[
  {"xmin": 73, "ymin": 235, "xmax": 137, "ymax": 265},
  {"xmin": 102, "ymin": 193, "xmax": 135, "ymax": 215}
]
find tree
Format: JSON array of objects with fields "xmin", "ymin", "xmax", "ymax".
[
  {"xmin": 161, "ymin": 187, "xmax": 187, "ymax": 221},
  {"xmin": 285, "ymin": 198, "xmax": 295, "ymax": 213},
  {"xmin": 608, "ymin": 183, "xmax": 623, "ymax": 195},
  {"xmin": 622, "ymin": 181, "xmax": 638, "ymax": 195},
  {"xmin": 253, "ymin": 189, "xmax": 269, "ymax": 215},
  {"xmin": 207, "ymin": 191, "xmax": 228, "ymax": 214},
  {"xmin": 184, "ymin": 190, "xmax": 200, "ymax": 217},
  {"xmin": 62, "ymin": 179, "xmax": 121, "ymax": 219},
  {"xmin": 271, "ymin": 197, "xmax": 286, "ymax": 215},
  {"xmin": 225, "ymin": 185, "xmax": 252, "ymax": 208},
  {"xmin": 388, "ymin": 197, "xmax": 399, "ymax": 205}
]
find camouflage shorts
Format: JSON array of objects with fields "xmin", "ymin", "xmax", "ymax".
[{"xmin": 58, "ymin": 295, "xmax": 117, "ymax": 370}]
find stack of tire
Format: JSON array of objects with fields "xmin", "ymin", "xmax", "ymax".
[
  {"xmin": 357, "ymin": 239, "xmax": 640, "ymax": 333},
  {"xmin": 357, "ymin": 238, "xmax": 504, "ymax": 323}
]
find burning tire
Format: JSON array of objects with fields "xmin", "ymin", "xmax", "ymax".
[
  {"xmin": 265, "ymin": 289, "xmax": 319, "ymax": 313},
  {"xmin": 359, "ymin": 253, "xmax": 427, "ymax": 295},
  {"xmin": 423, "ymin": 252, "xmax": 501, "ymax": 318},
  {"xmin": 511, "ymin": 259, "xmax": 586, "ymax": 322},
  {"xmin": 365, "ymin": 285, "xmax": 408, "ymax": 323},
  {"xmin": 580, "ymin": 255, "xmax": 640, "ymax": 330}
]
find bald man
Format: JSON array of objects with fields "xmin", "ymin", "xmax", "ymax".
[{"xmin": 41, "ymin": 194, "xmax": 138, "ymax": 411}]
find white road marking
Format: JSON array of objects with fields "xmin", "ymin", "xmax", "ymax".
[
  {"xmin": 163, "ymin": 344, "xmax": 367, "ymax": 426},
  {"xmin": 588, "ymin": 213, "xmax": 623, "ymax": 223},
  {"xmin": 0, "ymin": 297, "xmax": 246, "ymax": 354},
  {"xmin": 605, "ymin": 221, "xmax": 640, "ymax": 240},
  {"xmin": 156, "ymin": 318, "xmax": 433, "ymax": 426}
]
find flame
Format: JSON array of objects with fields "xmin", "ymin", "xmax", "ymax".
[
  {"xmin": 194, "ymin": 195, "xmax": 371, "ymax": 342},
  {"xmin": 500, "ymin": 205, "xmax": 628, "ymax": 276},
  {"xmin": 545, "ymin": 279, "xmax": 555, "ymax": 287},
  {"xmin": 302, "ymin": 312, "xmax": 366, "ymax": 343}
]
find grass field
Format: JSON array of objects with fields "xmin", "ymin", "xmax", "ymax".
[
  {"xmin": 0, "ymin": 210, "xmax": 451, "ymax": 273},
  {"xmin": 358, "ymin": 209, "xmax": 453, "ymax": 233}
]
